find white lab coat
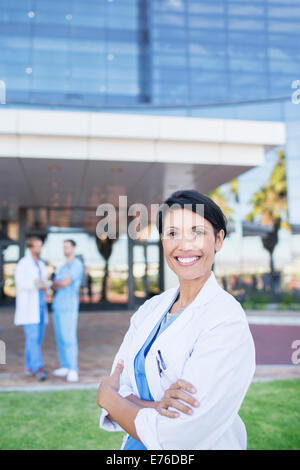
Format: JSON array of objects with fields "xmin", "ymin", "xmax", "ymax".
[
  {"xmin": 14, "ymin": 254, "xmax": 49, "ymax": 326},
  {"xmin": 99, "ymin": 271, "xmax": 256, "ymax": 450}
]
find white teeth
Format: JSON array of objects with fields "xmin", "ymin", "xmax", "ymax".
[{"xmin": 177, "ymin": 256, "xmax": 199, "ymax": 264}]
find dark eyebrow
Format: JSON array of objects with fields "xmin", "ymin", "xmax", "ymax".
[{"xmin": 166, "ymin": 225, "xmax": 205, "ymax": 229}]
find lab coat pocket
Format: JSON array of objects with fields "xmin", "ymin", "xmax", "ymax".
[
  {"xmin": 158, "ymin": 352, "xmax": 181, "ymax": 388},
  {"xmin": 160, "ymin": 369, "xmax": 177, "ymax": 389},
  {"xmin": 157, "ymin": 344, "xmax": 190, "ymax": 392}
]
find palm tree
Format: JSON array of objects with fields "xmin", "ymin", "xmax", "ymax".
[
  {"xmin": 229, "ymin": 178, "xmax": 239, "ymax": 203},
  {"xmin": 207, "ymin": 186, "xmax": 234, "ymax": 232},
  {"xmin": 95, "ymin": 233, "xmax": 119, "ymax": 302},
  {"xmin": 246, "ymin": 150, "xmax": 289, "ymax": 279},
  {"xmin": 207, "ymin": 187, "xmax": 234, "ymax": 275},
  {"xmin": 208, "ymin": 186, "xmax": 234, "ymax": 224}
]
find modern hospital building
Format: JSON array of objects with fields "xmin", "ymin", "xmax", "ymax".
[{"xmin": 0, "ymin": 0, "xmax": 299, "ymax": 308}]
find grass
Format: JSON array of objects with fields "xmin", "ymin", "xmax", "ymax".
[
  {"xmin": 239, "ymin": 380, "xmax": 300, "ymax": 450},
  {"xmin": 0, "ymin": 388, "xmax": 124, "ymax": 450},
  {"xmin": 0, "ymin": 380, "xmax": 299, "ymax": 450}
]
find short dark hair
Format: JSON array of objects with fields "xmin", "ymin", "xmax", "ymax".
[
  {"xmin": 64, "ymin": 239, "xmax": 76, "ymax": 247},
  {"xmin": 156, "ymin": 189, "xmax": 227, "ymax": 239},
  {"xmin": 26, "ymin": 236, "xmax": 43, "ymax": 248}
]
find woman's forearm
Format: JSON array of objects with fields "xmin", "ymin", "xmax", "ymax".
[
  {"xmin": 102, "ymin": 389, "xmax": 143, "ymax": 442},
  {"xmin": 125, "ymin": 394, "xmax": 159, "ymax": 410},
  {"xmin": 105, "ymin": 394, "xmax": 157, "ymax": 425}
]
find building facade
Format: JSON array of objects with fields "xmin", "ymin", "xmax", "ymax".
[
  {"xmin": 0, "ymin": 0, "xmax": 300, "ymax": 305},
  {"xmin": 1, "ymin": 0, "xmax": 300, "ymax": 108}
]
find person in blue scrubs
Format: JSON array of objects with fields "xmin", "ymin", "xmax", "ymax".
[{"xmin": 52, "ymin": 240, "xmax": 84, "ymax": 383}]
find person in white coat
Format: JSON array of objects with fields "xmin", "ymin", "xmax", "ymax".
[
  {"xmin": 97, "ymin": 190, "xmax": 256, "ymax": 450},
  {"xmin": 51, "ymin": 240, "xmax": 84, "ymax": 383},
  {"xmin": 14, "ymin": 236, "xmax": 49, "ymax": 381}
]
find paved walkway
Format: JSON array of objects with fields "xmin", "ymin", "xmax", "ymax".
[{"xmin": 0, "ymin": 308, "xmax": 299, "ymax": 390}]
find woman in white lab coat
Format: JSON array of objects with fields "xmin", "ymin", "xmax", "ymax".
[{"xmin": 97, "ymin": 190, "xmax": 256, "ymax": 450}]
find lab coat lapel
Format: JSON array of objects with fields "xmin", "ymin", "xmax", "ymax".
[
  {"xmin": 145, "ymin": 271, "xmax": 223, "ymax": 400},
  {"xmin": 150, "ymin": 271, "xmax": 222, "ymax": 346},
  {"xmin": 128, "ymin": 271, "xmax": 222, "ymax": 396},
  {"xmin": 27, "ymin": 253, "xmax": 40, "ymax": 276},
  {"xmin": 127, "ymin": 285, "xmax": 180, "ymax": 394}
]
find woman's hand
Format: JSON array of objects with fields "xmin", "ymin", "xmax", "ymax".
[
  {"xmin": 157, "ymin": 379, "xmax": 200, "ymax": 418},
  {"xmin": 97, "ymin": 359, "xmax": 124, "ymax": 409}
]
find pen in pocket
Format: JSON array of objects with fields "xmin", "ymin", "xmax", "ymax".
[
  {"xmin": 157, "ymin": 349, "xmax": 166, "ymax": 370},
  {"xmin": 156, "ymin": 356, "xmax": 162, "ymax": 377}
]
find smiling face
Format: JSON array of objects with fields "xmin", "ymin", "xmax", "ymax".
[{"xmin": 161, "ymin": 208, "xmax": 225, "ymax": 281}]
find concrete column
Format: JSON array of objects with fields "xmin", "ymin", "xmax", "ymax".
[
  {"xmin": 18, "ymin": 208, "xmax": 27, "ymax": 259},
  {"xmin": 158, "ymin": 240, "xmax": 165, "ymax": 293},
  {"xmin": 0, "ymin": 242, "xmax": 4, "ymax": 302},
  {"xmin": 127, "ymin": 216, "xmax": 135, "ymax": 311}
]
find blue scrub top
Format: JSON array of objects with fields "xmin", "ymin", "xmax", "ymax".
[
  {"xmin": 123, "ymin": 288, "xmax": 184, "ymax": 451},
  {"xmin": 52, "ymin": 257, "xmax": 84, "ymax": 312}
]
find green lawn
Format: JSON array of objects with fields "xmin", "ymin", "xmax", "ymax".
[{"xmin": 0, "ymin": 380, "xmax": 299, "ymax": 450}]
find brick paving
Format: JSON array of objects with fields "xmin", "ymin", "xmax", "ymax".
[
  {"xmin": 249, "ymin": 324, "xmax": 300, "ymax": 365},
  {"xmin": 0, "ymin": 308, "xmax": 299, "ymax": 390}
]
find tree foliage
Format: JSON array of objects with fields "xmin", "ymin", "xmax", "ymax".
[{"xmin": 246, "ymin": 150, "xmax": 289, "ymax": 276}]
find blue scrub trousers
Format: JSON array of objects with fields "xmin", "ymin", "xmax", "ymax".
[
  {"xmin": 52, "ymin": 308, "xmax": 79, "ymax": 372},
  {"xmin": 24, "ymin": 300, "xmax": 45, "ymax": 373}
]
